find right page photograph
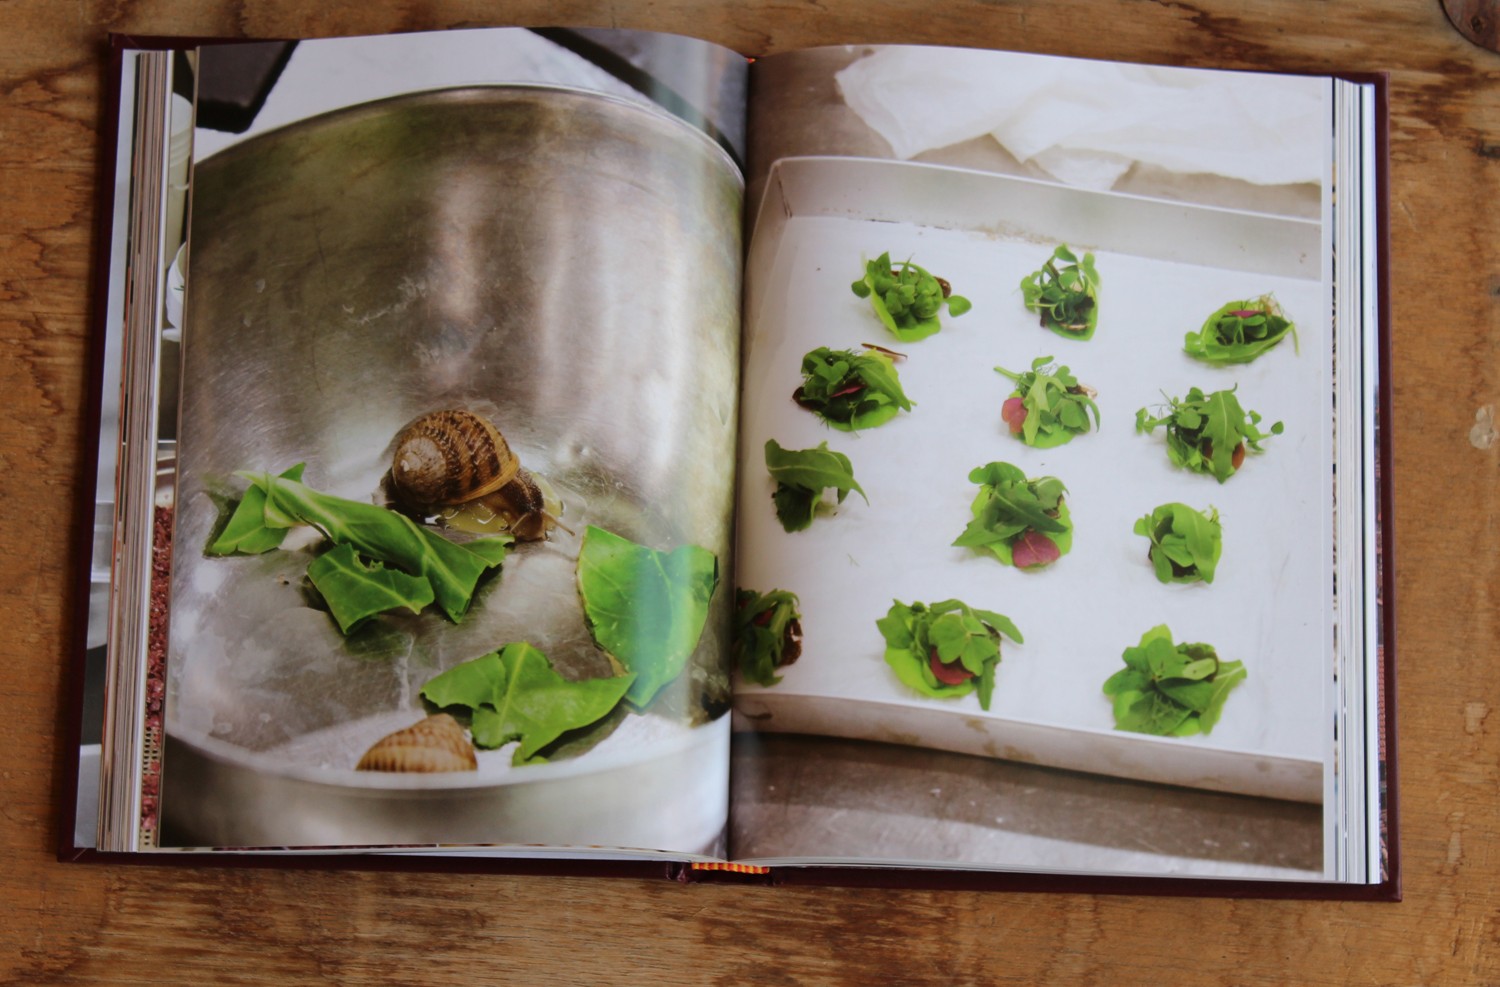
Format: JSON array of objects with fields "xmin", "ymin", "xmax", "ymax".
[{"xmin": 732, "ymin": 44, "xmax": 1338, "ymax": 880}]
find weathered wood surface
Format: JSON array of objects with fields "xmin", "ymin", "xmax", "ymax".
[{"xmin": 2, "ymin": 1, "xmax": 1496, "ymax": 983}]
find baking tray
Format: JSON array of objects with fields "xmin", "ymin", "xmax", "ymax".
[{"xmin": 734, "ymin": 156, "xmax": 1330, "ymax": 804}]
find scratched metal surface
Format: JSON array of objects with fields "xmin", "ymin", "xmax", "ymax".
[{"xmin": 161, "ymin": 86, "xmax": 742, "ymax": 849}]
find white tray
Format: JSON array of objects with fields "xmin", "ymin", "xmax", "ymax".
[{"xmin": 734, "ymin": 157, "xmax": 1331, "ymax": 803}]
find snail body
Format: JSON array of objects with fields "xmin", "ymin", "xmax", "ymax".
[{"xmin": 389, "ymin": 409, "xmax": 558, "ymax": 541}]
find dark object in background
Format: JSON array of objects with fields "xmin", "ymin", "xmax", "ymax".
[
  {"xmin": 192, "ymin": 41, "xmax": 298, "ymax": 133},
  {"xmin": 1442, "ymin": 0, "xmax": 1500, "ymax": 50}
]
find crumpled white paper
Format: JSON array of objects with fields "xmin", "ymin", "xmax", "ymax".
[{"xmin": 836, "ymin": 47, "xmax": 1323, "ymax": 190}]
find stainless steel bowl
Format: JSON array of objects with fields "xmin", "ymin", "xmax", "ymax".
[{"xmin": 163, "ymin": 86, "xmax": 743, "ymax": 850}]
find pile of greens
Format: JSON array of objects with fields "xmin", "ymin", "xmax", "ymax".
[
  {"xmin": 952, "ymin": 462, "xmax": 1071, "ymax": 569},
  {"xmin": 877, "ymin": 599, "xmax": 1022, "ymax": 711},
  {"xmin": 208, "ymin": 464, "xmax": 511, "ymax": 631},
  {"xmin": 1134, "ymin": 503, "xmax": 1223, "ymax": 584},
  {"xmin": 1020, "ymin": 244, "xmax": 1099, "ymax": 340},
  {"xmin": 1103, "ymin": 625, "xmax": 1247, "ymax": 737},
  {"xmin": 1134, "ymin": 386, "xmax": 1282, "ymax": 483},
  {"xmin": 576, "ymin": 525, "xmax": 719, "ymax": 709},
  {"xmin": 794, "ymin": 345, "xmax": 913, "ymax": 431},
  {"xmin": 419, "ymin": 642, "xmax": 635, "ymax": 766},
  {"xmin": 764, "ymin": 439, "xmax": 867, "ymax": 532},
  {"xmin": 1184, "ymin": 296, "xmax": 1298, "ymax": 365},
  {"xmin": 995, "ymin": 356, "xmax": 1100, "ymax": 448},
  {"xmin": 851, "ymin": 252, "xmax": 971, "ymax": 342},
  {"xmin": 733, "ymin": 588, "xmax": 803, "ymax": 686}
]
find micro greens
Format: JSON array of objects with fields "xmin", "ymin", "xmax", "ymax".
[
  {"xmin": 734, "ymin": 588, "xmax": 803, "ymax": 686},
  {"xmin": 764, "ymin": 439, "xmax": 867, "ymax": 532},
  {"xmin": 1020, "ymin": 244, "xmax": 1099, "ymax": 340},
  {"xmin": 1134, "ymin": 503, "xmax": 1223, "ymax": 585},
  {"xmin": 1184, "ymin": 295, "xmax": 1298, "ymax": 366},
  {"xmin": 1134, "ymin": 386, "xmax": 1282, "ymax": 483},
  {"xmin": 877, "ymin": 599, "xmax": 1022, "ymax": 711},
  {"xmin": 1102, "ymin": 624, "xmax": 1246, "ymax": 736},
  {"xmin": 851, "ymin": 252, "xmax": 971, "ymax": 342},
  {"xmin": 952, "ymin": 461, "xmax": 1071, "ymax": 569},
  {"xmin": 794, "ymin": 345, "xmax": 913, "ymax": 431},
  {"xmin": 995, "ymin": 356, "xmax": 1100, "ymax": 448}
]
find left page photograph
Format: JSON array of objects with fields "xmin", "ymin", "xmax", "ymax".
[{"xmin": 144, "ymin": 28, "xmax": 747, "ymax": 855}]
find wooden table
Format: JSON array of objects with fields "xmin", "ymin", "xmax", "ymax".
[{"xmin": 2, "ymin": 1, "xmax": 1492, "ymax": 982}]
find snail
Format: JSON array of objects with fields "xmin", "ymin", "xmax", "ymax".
[
  {"xmin": 388, "ymin": 409, "xmax": 561, "ymax": 541},
  {"xmin": 357, "ymin": 713, "xmax": 477, "ymax": 773}
]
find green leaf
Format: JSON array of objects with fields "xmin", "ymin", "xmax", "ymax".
[
  {"xmin": 1183, "ymin": 295, "xmax": 1298, "ymax": 366},
  {"xmin": 734, "ymin": 588, "xmax": 803, "ymax": 686},
  {"xmin": 306, "ymin": 543, "xmax": 436, "ymax": 633},
  {"xmin": 765, "ymin": 439, "xmax": 866, "ymax": 532},
  {"xmin": 793, "ymin": 346, "xmax": 913, "ymax": 432},
  {"xmin": 1135, "ymin": 503, "xmax": 1223, "ymax": 584},
  {"xmin": 1102, "ymin": 626, "xmax": 1246, "ymax": 736},
  {"xmin": 854, "ymin": 254, "xmax": 968, "ymax": 341},
  {"xmin": 206, "ymin": 463, "xmax": 306, "ymax": 555},
  {"xmin": 420, "ymin": 643, "xmax": 635, "ymax": 764},
  {"xmin": 576, "ymin": 526, "xmax": 719, "ymax": 709},
  {"xmin": 954, "ymin": 461, "xmax": 1073, "ymax": 568},
  {"xmin": 878, "ymin": 599, "xmax": 1021, "ymax": 711},
  {"xmin": 232, "ymin": 469, "xmax": 511, "ymax": 621},
  {"xmin": 1020, "ymin": 245, "xmax": 1100, "ymax": 341},
  {"xmin": 1134, "ymin": 387, "xmax": 1281, "ymax": 482}
]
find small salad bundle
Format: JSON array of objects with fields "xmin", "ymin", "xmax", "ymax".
[
  {"xmin": 995, "ymin": 356, "xmax": 1100, "ymax": 447},
  {"xmin": 1184, "ymin": 295, "xmax": 1297, "ymax": 366},
  {"xmin": 1103, "ymin": 625, "xmax": 1247, "ymax": 737},
  {"xmin": 794, "ymin": 344, "xmax": 913, "ymax": 431},
  {"xmin": 1134, "ymin": 503, "xmax": 1223, "ymax": 585},
  {"xmin": 1134, "ymin": 386, "xmax": 1282, "ymax": 483},
  {"xmin": 764, "ymin": 439, "xmax": 867, "ymax": 532},
  {"xmin": 734, "ymin": 588, "xmax": 803, "ymax": 686},
  {"xmin": 1020, "ymin": 244, "xmax": 1099, "ymax": 340},
  {"xmin": 952, "ymin": 461, "xmax": 1071, "ymax": 569},
  {"xmin": 850, "ymin": 252, "xmax": 971, "ymax": 342},
  {"xmin": 877, "ymin": 599, "xmax": 1023, "ymax": 711}
]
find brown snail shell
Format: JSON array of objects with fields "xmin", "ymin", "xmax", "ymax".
[
  {"xmin": 390, "ymin": 410, "xmax": 520, "ymax": 510},
  {"xmin": 356, "ymin": 713, "xmax": 478, "ymax": 773}
]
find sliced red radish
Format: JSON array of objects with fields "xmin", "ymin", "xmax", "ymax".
[
  {"xmin": 1011, "ymin": 529, "xmax": 1061, "ymax": 568},
  {"xmin": 929, "ymin": 646, "xmax": 973, "ymax": 685},
  {"xmin": 1001, "ymin": 396, "xmax": 1027, "ymax": 435}
]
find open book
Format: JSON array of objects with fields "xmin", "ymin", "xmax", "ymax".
[{"xmin": 71, "ymin": 27, "xmax": 1394, "ymax": 896}]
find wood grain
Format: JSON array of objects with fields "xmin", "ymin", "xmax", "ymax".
[{"xmin": 3, "ymin": 0, "xmax": 1498, "ymax": 983}]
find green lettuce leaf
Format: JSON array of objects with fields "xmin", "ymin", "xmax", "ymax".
[
  {"xmin": 206, "ymin": 463, "xmax": 306, "ymax": 555},
  {"xmin": 1135, "ymin": 386, "xmax": 1283, "ymax": 483},
  {"xmin": 1133, "ymin": 503, "xmax": 1223, "ymax": 584},
  {"xmin": 1183, "ymin": 295, "xmax": 1298, "ymax": 366},
  {"xmin": 227, "ymin": 468, "xmax": 511, "ymax": 622},
  {"xmin": 734, "ymin": 588, "xmax": 803, "ymax": 686},
  {"xmin": 850, "ymin": 252, "xmax": 970, "ymax": 342},
  {"xmin": 1102, "ymin": 625, "xmax": 1246, "ymax": 736},
  {"xmin": 995, "ymin": 356, "xmax": 1100, "ymax": 448},
  {"xmin": 419, "ymin": 643, "xmax": 635, "ymax": 765},
  {"xmin": 764, "ymin": 439, "xmax": 867, "ymax": 532},
  {"xmin": 793, "ymin": 345, "xmax": 913, "ymax": 432},
  {"xmin": 576, "ymin": 525, "xmax": 719, "ymax": 709},
  {"xmin": 1019, "ymin": 244, "xmax": 1099, "ymax": 341},
  {"xmin": 952, "ymin": 461, "xmax": 1072, "ymax": 567},
  {"xmin": 306, "ymin": 543, "xmax": 436, "ymax": 633},
  {"xmin": 877, "ymin": 599, "xmax": 1022, "ymax": 711}
]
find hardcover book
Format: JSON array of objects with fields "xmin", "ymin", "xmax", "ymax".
[{"xmin": 69, "ymin": 26, "xmax": 1395, "ymax": 897}]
